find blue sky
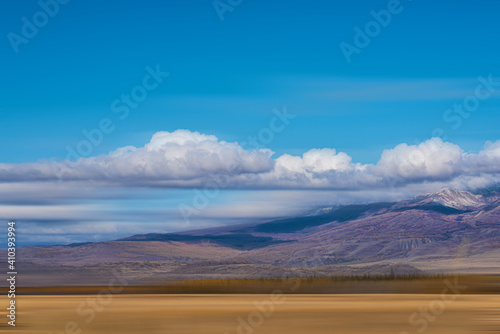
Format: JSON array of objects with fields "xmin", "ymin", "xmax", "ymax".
[{"xmin": 1, "ymin": 0, "xmax": 500, "ymax": 245}]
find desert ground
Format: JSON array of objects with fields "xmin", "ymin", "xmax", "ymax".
[{"xmin": 1, "ymin": 294, "xmax": 499, "ymax": 334}]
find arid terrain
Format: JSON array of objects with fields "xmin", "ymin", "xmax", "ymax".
[
  {"xmin": 3, "ymin": 188, "xmax": 499, "ymax": 332},
  {"xmin": 1, "ymin": 294, "xmax": 499, "ymax": 334},
  {"xmin": 7, "ymin": 188, "xmax": 500, "ymax": 285}
]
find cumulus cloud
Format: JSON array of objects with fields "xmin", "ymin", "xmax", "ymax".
[
  {"xmin": 463, "ymin": 140, "xmax": 500, "ymax": 174},
  {"xmin": 375, "ymin": 138, "xmax": 464, "ymax": 182},
  {"xmin": 1, "ymin": 130, "xmax": 500, "ymax": 191},
  {"xmin": 250, "ymin": 148, "xmax": 368, "ymax": 189},
  {"xmin": 4, "ymin": 133, "xmax": 500, "ymax": 246},
  {"xmin": 0, "ymin": 130, "xmax": 274, "ymax": 185},
  {"xmin": 276, "ymin": 149, "xmax": 356, "ymax": 174}
]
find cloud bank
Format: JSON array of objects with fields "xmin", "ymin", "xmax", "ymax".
[{"xmin": 1, "ymin": 129, "xmax": 500, "ymax": 191}]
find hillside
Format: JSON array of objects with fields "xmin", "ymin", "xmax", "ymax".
[{"xmin": 15, "ymin": 187, "xmax": 500, "ymax": 285}]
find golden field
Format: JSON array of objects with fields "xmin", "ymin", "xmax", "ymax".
[{"xmin": 1, "ymin": 294, "xmax": 499, "ymax": 334}]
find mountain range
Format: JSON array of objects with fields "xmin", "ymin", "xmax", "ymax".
[{"xmin": 15, "ymin": 187, "xmax": 500, "ymax": 285}]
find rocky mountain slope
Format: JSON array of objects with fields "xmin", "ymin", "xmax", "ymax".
[{"xmin": 17, "ymin": 187, "xmax": 500, "ymax": 284}]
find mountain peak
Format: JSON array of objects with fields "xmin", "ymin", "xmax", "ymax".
[
  {"xmin": 427, "ymin": 188, "xmax": 486, "ymax": 209},
  {"xmin": 436, "ymin": 187, "xmax": 457, "ymax": 195}
]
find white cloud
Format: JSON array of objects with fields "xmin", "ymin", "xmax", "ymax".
[
  {"xmin": 0, "ymin": 130, "xmax": 274, "ymax": 185},
  {"xmin": 277, "ymin": 148, "xmax": 355, "ymax": 174},
  {"xmin": 375, "ymin": 138, "xmax": 463, "ymax": 181},
  {"xmin": 0, "ymin": 130, "xmax": 500, "ymax": 191},
  {"xmin": 4, "ymin": 132, "xmax": 500, "ymax": 246},
  {"xmin": 463, "ymin": 140, "xmax": 500, "ymax": 174}
]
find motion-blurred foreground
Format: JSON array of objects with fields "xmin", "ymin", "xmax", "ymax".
[{"xmin": 1, "ymin": 294, "xmax": 499, "ymax": 334}]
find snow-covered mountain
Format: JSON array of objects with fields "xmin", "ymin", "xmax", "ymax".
[
  {"xmin": 424, "ymin": 188, "xmax": 487, "ymax": 210},
  {"xmin": 18, "ymin": 187, "xmax": 500, "ymax": 283}
]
